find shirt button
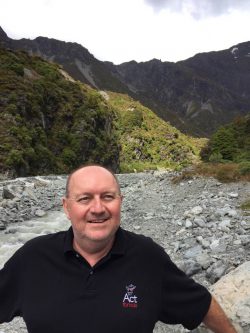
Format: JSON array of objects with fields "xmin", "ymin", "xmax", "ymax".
[
  {"xmin": 75, "ymin": 253, "xmax": 79, "ymax": 258},
  {"xmin": 90, "ymin": 270, "xmax": 94, "ymax": 275}
]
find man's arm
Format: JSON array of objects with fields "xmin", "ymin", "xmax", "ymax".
[{"xmin": 202, "ymin": 296, "xmax": 237, "ymax": 333}]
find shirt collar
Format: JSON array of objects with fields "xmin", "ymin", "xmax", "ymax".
[{"xmin": 63, "ymin": 226, "xmax": 126, "ymax": 256}]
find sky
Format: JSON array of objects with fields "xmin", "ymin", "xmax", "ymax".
[{"xmin": 1, "ymin": 0, "xmax": 250, "ymax": 64}]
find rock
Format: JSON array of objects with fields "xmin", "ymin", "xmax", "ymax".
[
  {"xmin": 228, "ymin": 192, "xmax": 239, "ymax": 198},
  {"xmin": 239, "ymin": 235, "xmax": 250, "ymax": 246},
  {"xmin": 190, "ymin": 206, "xmax": 203, "ymax": 215},
  {"xmin": 196, "ymin": 236, "xmax": 210, "ymax": 249},
  {"xmin": 206, "ymin": 260, "xmax": 229, "ymax": 283},
  {"xmin": 23, "ymin": 187, "xmax": 38, "ymax": 201},
  {"xmin": 206, "ymin": 262, "xmax": 250, "ymax": 333},
  {"xmin": 182, "ymin": 259, "xmax": 202, "ymax": 277},
  {"xmin": 184, "ymin": 245, "xmax": 203, "ymax": 259},
  {"xmin": 133, "ymin": 225, "xmax": 141, "ymax": 231},
  {"xmin": 34, "ymin": 209, "xmax": 46, "ymax": 217},
  {"xmin": 2, "ymin": 187, "xmax": 16, "ymax": 199},
  {"xmin": 196, "ymin": 253, "xmax": 213, "ymax": 269},
  {"xmin": 0, "ymin": 222, "xmax": 5, "ymax": 230},
  {"xmin": 193, "ymin": 217, "xmax": 206, "ymax": 228},
  {"xmin": 185, "ymin": 219, "xmax": 193, "ymax": 228}
]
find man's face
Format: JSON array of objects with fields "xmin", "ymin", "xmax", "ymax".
[{"xmin": 63, "ymin": 166, "xmax": 122, "ymax": 245}]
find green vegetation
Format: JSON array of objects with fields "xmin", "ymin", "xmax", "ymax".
[
  {"xmin": 186, "ymin": 115, "xmax": 250, "ymax": 182},
  {"xmin": 200, "ymin": 115, "xmax": 250, "ymax": 163},
  {"xmin": 0, "ymin": 46, "xmax": 209, "ymax": 177},
  {"xmin": 172, "ymin": 162, "xmax": 250, "ymax": 184},
  {"xmin": 108, "ymin": 92, "xmax": 205, "ymax": 173},
  {"xmin": 240, "ymin": 199, "xmax": 250, "ymax": 211},
  {"xmin": 0, "ymin": 47, "xmax": 119, "ymax": 176}
]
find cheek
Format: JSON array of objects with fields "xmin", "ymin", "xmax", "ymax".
[
  {"xmin": 111, "ymin": 204, "xmax": 122, "ymax": 219},
  {"xmin": 68, "ymin": 206, "xmax": 87, "ymax": 220}
]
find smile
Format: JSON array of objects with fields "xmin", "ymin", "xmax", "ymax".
[{"xmin": 88, "ymin": 218, "xmax": 110, "ymax": 223}]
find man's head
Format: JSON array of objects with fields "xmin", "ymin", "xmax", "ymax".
[{"xmin": 63, "ymin": 165, "xmax": 122, "ymax": 247}]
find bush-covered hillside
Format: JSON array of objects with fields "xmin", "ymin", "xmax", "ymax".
[
  {"xmin": 107, "ymin": 92, "xmax": 205, "ymax": 173},
  {"xmin": 200, "ymin": 115, "xmax": 250, "ymax": 164},
  {"xmin": 0, "ymin": 47, "xmax": 205, "ymax": 177},
  {"xmin": 0, "ymin": 47, "xmax": 119, "ymax": 176}
]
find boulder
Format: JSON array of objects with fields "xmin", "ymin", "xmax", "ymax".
[{"xmin": 196, "ymin": 261, "xmax": 250, "ymax": 333}]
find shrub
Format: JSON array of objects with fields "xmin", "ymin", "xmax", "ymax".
[
  {"xmin": 209, "ymin": 152, "xmax": 223, "ymax": 163},
  {"xmin": 62, "ymin": 148, "xmax": 77, "ymax": 167},
  {"xmin": 239, "ymin": 162, "xmax": 250, "ymax": 175}
]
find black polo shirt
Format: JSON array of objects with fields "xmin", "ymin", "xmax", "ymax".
[{"xmin": 0, "ymin": 227, "xmax": 211, "ymax": 333}]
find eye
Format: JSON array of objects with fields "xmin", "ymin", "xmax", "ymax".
[
  {"xmin": 77, "ymin": 196, "xmax": 91, "ymax": 204},
  {"xmin": 102, "ymin": 194, "xmax": 116, "ymax": 201}
]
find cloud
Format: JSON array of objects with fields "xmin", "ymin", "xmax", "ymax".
[{"xmin": 144, "ymin": 0, "xmax": 250, "ymax": 19}]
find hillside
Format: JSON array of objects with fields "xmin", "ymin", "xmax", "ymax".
[
  {"xmin": 0, "ymin": 47, "xmax": 204, "ymax": 177},
  {"xmin": 0, "ymin": 47, "xmax": 120, "ymax": 176},
  {"xmin": 200, "ymin": 114, "xmax": 250, "ymax": 163},
  {"xmin": 1, "ymin": 26, "xmax": 249, "ymax": 137},
  {"xmin": 107, "ymin": 91, "xmax": 204, "ymax": 172}
]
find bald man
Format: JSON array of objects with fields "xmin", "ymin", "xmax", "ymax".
[{"xmin": 0, "ymin": 165, "xmax": 237, "ymax": 333}]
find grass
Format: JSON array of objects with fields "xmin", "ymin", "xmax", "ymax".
[
  {"xmin": 240, "ymin": 199, "xmax": 250, "ymax": 211},
  {"xmin": 172, "ymin": 162, "xmax": 250, "ymax": 184}
]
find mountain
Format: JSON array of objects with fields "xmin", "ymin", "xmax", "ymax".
[
  {"xmin": 107, "ymin": 50, "xmax": 250, "ymax": 137},
  {"xmin": 0, "ymin": 46, "xmax": 203, "ymax": 177},
  {"xmin": 1, "ymin": 26, "xmax": 250, "ymax": 137}
]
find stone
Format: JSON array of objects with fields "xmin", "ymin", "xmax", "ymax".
[
  {"xmin": 184, "ymin": 245, "xmax": 203, "ymax": 259},
  {"xmin": 228, "ymin": 192, "xmax": 239, "ymax": 198},
  {"xmin": 34, "ymin": 209, "xmax": 46, "ymax": 217},
  {"xmin": 2, "ymin": 187, "xmax": 16, "ymax": 199},
  {"xmin": 193, "ymin": 217, "xmax": 206, "ymax": 227},
  {"xmin": 190, "ymin": 206, "xmax": 203, "ymax": 215},
  {"xmin": 196, "ymin": 253, "xmax": 213, "ymax": 269},
  {"xmin": 208, "ymin": 262, "xmax": 250, "ymax": 333},
  {"xmin": 206, "ymin": 261, "xmax": 229, "ymax": 283},
  {"xmin": 133, "ymin": 225, "xmax": 141, "ymax": 230},
  {"xmin": 23, "ymin": 187, "xmax": 38, "ymax": 201},
  {"xmin": 185, "ymin": 219, "xmax": 193, "ymax": 228},
  {"xmin": 182, "ymin": 259, "xmax": 202, "ymax": 277},
  {"xmin": 0, "ymin": 222, "xmax": 6, "ymax": 230}
]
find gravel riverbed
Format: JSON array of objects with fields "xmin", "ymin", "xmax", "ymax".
[{"xmin": 0, "ymin": 171, "xmax": 249, "ymax": 333}]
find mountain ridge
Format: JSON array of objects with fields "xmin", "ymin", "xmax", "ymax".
[{"xmin": 1, "ymin": 26, "xmax": 250, "ymax": 137}]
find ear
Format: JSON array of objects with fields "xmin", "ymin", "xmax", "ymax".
[{"xmin": 62, "ymin": 197, "xmax": 71, "ymax": 220}]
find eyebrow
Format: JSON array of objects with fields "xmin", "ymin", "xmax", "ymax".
[{"xmin": 70, "ymin": 191, "xmax": 120, "ymax": 198}]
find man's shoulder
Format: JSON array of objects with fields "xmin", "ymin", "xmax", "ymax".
[{"xmin": 21, "ymin": 229, "xmax": 68, "ymax": 253}]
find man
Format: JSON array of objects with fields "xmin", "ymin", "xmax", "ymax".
[{"xmin": 0, "ymin": 165, "xmax": 237, "ymax": 332}]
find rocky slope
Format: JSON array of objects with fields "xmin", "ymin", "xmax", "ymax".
[{"xmin": 0, "ymin": 171, "xmax": 249, "ymax": 332}]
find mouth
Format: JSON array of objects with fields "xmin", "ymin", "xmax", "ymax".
[{"xmin": 87, "ymin": 218, "xmax": 110, "ymax": 224}]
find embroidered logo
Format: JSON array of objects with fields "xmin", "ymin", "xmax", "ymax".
[{"xmin": 122, "ymin": 284, "xmax": 138, "ymax": 308}]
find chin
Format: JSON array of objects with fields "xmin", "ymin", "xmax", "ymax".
[{"xmin": 87, "ymin": 225, "xmax": 119, "ymax": 242}]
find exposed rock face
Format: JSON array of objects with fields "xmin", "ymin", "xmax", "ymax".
[
  {"xmin": 0, "ymin": 171, "xmax": 249, "ymax": 332},
  {"xmin": 1, "ymin": 26, "xmax": 250, "ymax": 136}
]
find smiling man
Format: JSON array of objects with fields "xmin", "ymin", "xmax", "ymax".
[
  {"xmin": 0, "ymin": 165, "xmax": 237, "ymax": 333},
  {"xmin": 63, "ymin": 166, "xmax": 122, "ymax": 267}
]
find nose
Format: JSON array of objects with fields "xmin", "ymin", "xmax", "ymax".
[{"xmin": 89, "ymin": 197, "xmax": 105, "ymax": 214}]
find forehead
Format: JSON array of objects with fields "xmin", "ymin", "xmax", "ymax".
[{"xmin": 68, "ymin": 167, "xmax": 118, "ymax": 194}]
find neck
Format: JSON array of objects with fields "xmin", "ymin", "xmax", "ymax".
[{"xmin": 73, "ymin": 236, "xmax": 115, "ymax": 267}]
